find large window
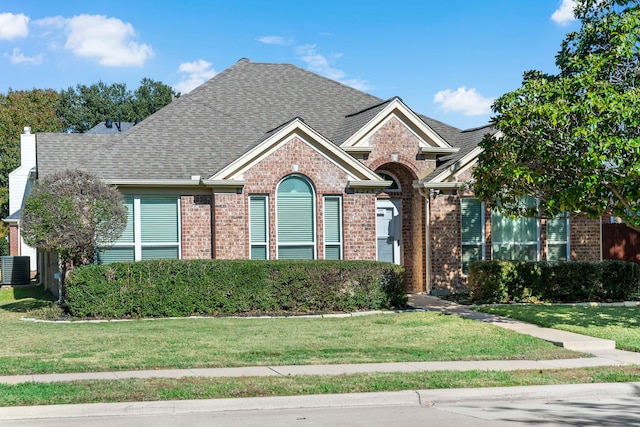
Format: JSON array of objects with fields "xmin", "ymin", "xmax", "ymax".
[
  {"xmin": 97, "ymin": 196, "xmax": 180, "ymax": 264},
  {"xmin": 277, "ymin": 175, "xmax": 315, "ymax": 259},
  {"xmin": 249, "ymin": 195, "xmax": 269, "ymax": 260},
  {"xmin": 491, "ymin": 197, "xmax": 539, "ymax": 261},
  {"xmin": 461, "ymin": 197, "xmax": 485, "ymax": 274},
  {"xmin": 323, "ymin": 196, "xmax": 342, "ymax": 260},
  {"xmin": 547, "ymin": 214, "xmax": 570, "ymax": 261}
]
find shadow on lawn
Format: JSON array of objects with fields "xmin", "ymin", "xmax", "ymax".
[{"xmin": 0, "ymin": 286, "xmax": 56, "ymax": 313}]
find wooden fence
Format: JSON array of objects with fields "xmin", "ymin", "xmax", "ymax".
[{"xmin": 602, "ymin": 223, "xmax": 640, "ymax": 263}]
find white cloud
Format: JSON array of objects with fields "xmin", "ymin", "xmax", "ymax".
[
  {"xmin": 63, "ymin": 14, "xmax": 153, "ymax": 66},
  {"xmin": 174, "ymin": 59, "xmax": 217, "ymax": 93},
  {"xmin": 433, "ymin": 87, "xmax": 494, "ymax": 116},
  {"xmin": 6, "ymin": 47, "xmax": 43, "ymax": 65},
  {"xmin": 258, "ymin": 35, "xmax": 289, "ymax": 45},
  {"xmin": 0, "ymin": 12, "xmax": 29, "ymax": 40},
  {"xmin": 294, "ymin": 44, "xmax": 369, "ymax": 90},
  {"xmin": 551, "ymin": 0, "xmax": 577, "ymax": 25}
]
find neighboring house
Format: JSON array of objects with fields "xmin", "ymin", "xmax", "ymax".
[{"xmin": 5, "ymin": 59, "xmax": 601, "ymax": 296}]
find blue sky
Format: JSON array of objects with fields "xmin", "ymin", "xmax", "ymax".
[{"xmin": 0, "ymin": 1, "xmax": 579, "ymax": 130}]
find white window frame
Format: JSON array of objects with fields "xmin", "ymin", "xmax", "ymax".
[
  {"xmin": 276, "ymin": 175, "xmax": 317, "ymax": 260},
  {"xmin": 323, "ymin": 195, "xmax": 343, "ymax": 260},
  {"xmin": 461, "ymin": 197, "xmax": 485, "ymax": 275},
  {"xmin": 249, "ymin": 195, "xmax": 269, "ymax": 260},
  {"xmin": 100, "ymin": 195, "xmax": 181, "ymax": 262},
  {"xmin": 491, "ymin": 198, "xmax": 540, "ymax": 261},
  {"xmin": 546, "ymin": 214, "xmax": 570, "ymax": 261}
]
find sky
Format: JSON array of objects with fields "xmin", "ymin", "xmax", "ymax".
[{"xmin": 0, "ymin": 0, "xmax": 580, "ymax": 130}]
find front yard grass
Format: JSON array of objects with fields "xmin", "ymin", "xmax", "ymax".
[
  {"xmin": 0, "ymin": 286, "xmax": 581, "ymax": 376},
  {"xmin": 476, "ymin": 305, "xmax": 640, "ymax": 352},
  {"xmin": 2, "ymin": 366, "xmax": 640, "ymax": 407}
]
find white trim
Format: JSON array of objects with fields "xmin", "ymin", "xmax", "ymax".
[
  {"xmin": 106, "ymin": 179, "xmax": 202, "ymax": 187},
  {"xmin": 460, "ymin": 197, "xmax": 486, "ymax": 275},
  {"xmin": 546, "ymin": 214, "xmax": 571, "ymax": 261},
  {"xmin": 428, "ymin": 146, "xmax": 484, "ymax": 184},
  {"xmin": 275, "ymin": 175, "xmax": 317, "ymax": 260},
  {"xmin": 377, "ymin": 171, "xmax": 402, "ymax": 193},
  {"xmin": 490, "ymin": 209, "xmax": 541, "ymax": 262},
  {"xmin": 340, "ymin": 98, "xmax": 454, "ymax": 152},
  {"xmin": 101, "ymin": 195, "xmax": 182, "ymax": 262},
  {"xmin": 210, "ymin": 118, "xmax": 383, "ymax": 184},
  {"xmin": 323, "ymin": 195, "xmax": 343, "ymax": 260},
  {"xmin": 249, "ymin": 195, "xmax": 270, "ymax": 260},
  {"xmin": 376, "ymin": 198, "xmax": 401, "ymax": 265}
]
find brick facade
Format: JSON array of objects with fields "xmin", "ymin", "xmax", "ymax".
[
  {"xmin": 8, "ymin": 225, "xmax": 19, "ymax": 256},
  {"xmin": 427, "ymin": 194, "xmax": 604, "ymax": 293},
  {"xmin": 181, "ymin": 195, "xmax": 213, "ymax": 259},
  {"xmin": 204, "ymin": 136, "xmax": 378, "ymax": 261},
  {"xmin": 176, "ymin": 115, "xmax": 603, "ymax": 296},
  {"xmin": 570, "ymin": 214, "xmax": 602, "ymax": 261}
]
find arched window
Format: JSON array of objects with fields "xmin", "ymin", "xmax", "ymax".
[
  {"xmin": 378, "ymin": 171, "xmax": 401, "ymax": 193},
  {"xmin": 277, "ymin": 175, "xmax": 315, "ymax": 259}
]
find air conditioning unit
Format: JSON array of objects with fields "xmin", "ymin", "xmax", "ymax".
[{"xmin": 1, "ymin": 256, "xmax": 31, "ymax": 285}]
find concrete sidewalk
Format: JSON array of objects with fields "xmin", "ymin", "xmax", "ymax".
[{"xmin": 1, "ymin": 295, "xmax": 639, "ymax": 386}]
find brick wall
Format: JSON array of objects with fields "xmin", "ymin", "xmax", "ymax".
[
  {"xmin": 8, "ymin": 225, "xmax": 19, "ymax": 256},
  {"xmin": 181, "ymin": 195, "xmax": 213, "ymax": 259},
  {"xmin": 363, "ymin": 116, "xmax": 436, "ymax": 179},
  {"xmin": 212, "ymin": 136, "xmax": 377, "ymax": 261},
  {"xmin": 429, "ymin": 194, "xmax": 467, "ymax": 293},
  {"xmin": 212, "ymin": 192, "xmax": 247, "ymax": 259},
  {"xmin": 570, "ymin": 214, "xmax": 601, "ymax": 261}
]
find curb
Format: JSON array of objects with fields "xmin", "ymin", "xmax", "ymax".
[{"xmin": 2, "ymin": 382, "xmax": 640, "ymax": 421}]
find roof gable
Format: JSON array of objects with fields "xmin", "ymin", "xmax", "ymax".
[
  {"xmin": 339, "ymin": 98, "xmax": 459, "ymax": 156},
  {"xmin": 209, "ymin": 118, "xmax": 389, "ymax": 189}
]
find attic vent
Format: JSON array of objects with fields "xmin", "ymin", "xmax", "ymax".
[{"xmin": 1, "ymin": 256, "xmax": 30, "ymax": 285}]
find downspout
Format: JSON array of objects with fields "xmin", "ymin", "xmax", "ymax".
[{"xmin": 418, "ymin": 187, "xmax": 431, "ymax": 294}]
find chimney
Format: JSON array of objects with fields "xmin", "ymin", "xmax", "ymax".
[
  {"xmin": 21, "ymin": 126, "xmax": 36, "ymax": 169},
  {"xmin": 105, "ymin": 118, "xmax": 113, "ymax": 128}
]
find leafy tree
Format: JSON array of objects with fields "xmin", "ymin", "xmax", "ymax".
[
  {"xmin": 133, "ymin": 78, "xmax": 179, "ymax": 119},
  {"xmin": 0, "ymin": 89, "xmax": 63, "ymax": 224},
  {"xmin": 473, "ymin": 0, "xmax": 640, "ymax": 230},
  {"xmin": 58, "ymin": 79, "xmax": 179, "ymax": 133},
  {"xmin": 21, "ymin": 170, "xmax": 127, "ymax": 298}
]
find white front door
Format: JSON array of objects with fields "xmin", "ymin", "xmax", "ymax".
[{"xmin": 376, "ymin": 199, "xmax": 401, "ymax": 264}]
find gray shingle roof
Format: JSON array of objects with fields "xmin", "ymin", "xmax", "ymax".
[
  {"xmin": 36, "ymin": 59, "xmax": 489, "ymax": 181},
  {"xmin": 422, "ymin": 124, "xmax": 497, "ymax": 182}
]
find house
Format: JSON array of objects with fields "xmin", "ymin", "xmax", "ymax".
[{"xmin": 5, "ymin": 59, "xmax": 602, "ymax": 296}]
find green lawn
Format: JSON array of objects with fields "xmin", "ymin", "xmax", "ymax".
[
  {"xmin": 2, "ymin": 366, "xmax": 640, "ymax": 407},
  {"xmin": 0, "ymin": 286, "xmax": 580, "ymax": 376},
  {"xmin": 476, "ymin": 305, "xmax": 640, "ymax": 352}
]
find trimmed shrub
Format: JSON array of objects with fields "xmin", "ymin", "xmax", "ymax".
[
  {"xmin": 468, "ymin": 260, "xmax": 640, "ymax": 304},
  {"xmin": 64, "ymin": 259, "xmax": 406, "ymax": 318},
  {"xmin": 468, "ymin": 261, "xmax": 513, "ymax": 303}
]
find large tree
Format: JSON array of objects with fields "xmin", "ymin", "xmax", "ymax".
[
  {"xmin": 473, "ymin": 0, "xmax": 640, "ymax": 230},
  {"xmin": 21, "ymin": 170, "xmax": 127, "ymax": 299},
  {"xmin": 58, "ymin": 79, "xmax": 179, "ymax": 133},
  {"xmin": 0, "ymin": 89, "xmax": 63, "ymax": 222}
]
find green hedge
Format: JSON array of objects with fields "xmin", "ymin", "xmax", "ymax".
[
  {"xmin": 64, "ymin": 259, "xmax": 407, "ymax": 318},
  {"xmin": 468, "ymin": 260, "xmax": 640, "ymax": 304}
]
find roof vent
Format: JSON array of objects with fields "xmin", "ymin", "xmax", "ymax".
[{"xmin": 105, "ymin": 118, "xmax": 113, "ymax": 128}]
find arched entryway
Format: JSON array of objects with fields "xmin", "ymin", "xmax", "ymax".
[{"xmin": 376, "ymin": 164, "xmax": 424, "ymax": 293}]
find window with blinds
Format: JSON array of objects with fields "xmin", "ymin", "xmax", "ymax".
[
  {"xmin": 277, "ymin": 175, "xmax": 315, "ymax": 259},
  {"xmin": 323, "ymin": 196, "xmax": 342, "ymax": 260},
  {"xmin": 546, "ymin": 214, "xmax": 569, "ymax": 261},
  {"xmin": 461, "ymin": 197, "xmax": 484, "ymax": 274},
  {"xmin": 249, "ymin": 195, "xmax": 268, "ymax": 260},
  {"xmin": 96, "ymin": 196, "xmax": 180, "ymax": 264},
  {"xmin": 491, "ymin": 196, "xmax": 539, "ymax": 261}
]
